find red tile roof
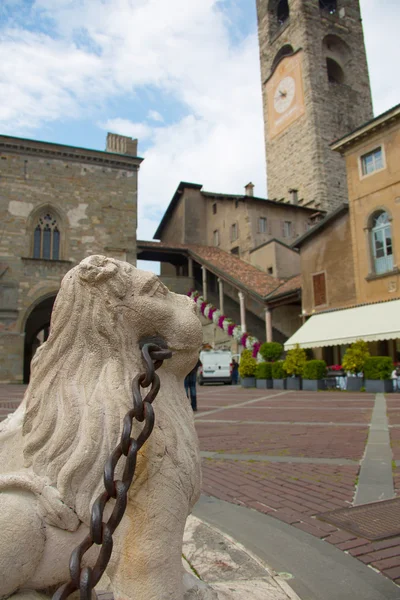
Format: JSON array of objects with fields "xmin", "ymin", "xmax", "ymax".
[{"xmin": 137, "ymin": 240, "xmax": 301, "ymax": 301}]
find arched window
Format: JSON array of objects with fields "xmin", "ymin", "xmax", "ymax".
[
  {"xmin": 370, "ymin": 211, "xmax": 393, "ymax": 274},
  {"xmin": 319, "ymin": 0, "xmax": 337, "ymax": 14},
  {"xmin": 326, "ymin": 57, "xmax": 344, "ymax": 84},
  {"xmin": 271, "ymin": 44, "xmax": 294, "ymax": 73},
  {"xmin": 33, "ymin": 212, "xmax": 60, "ymax": 260},
  {"xmin": 277, "ymin": 0, "xmax": 289, "ymax": 24}
]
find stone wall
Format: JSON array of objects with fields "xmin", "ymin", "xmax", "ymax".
[
  {"xmin": 300, "ymin": 210, "xmax": 356, "ymax": 315},
  {"xmin": 0, "ymin": 134, "xmax": 141, "ymax": 382},
  {"xmin": 256, "ymin": 0, "xmax": 373, "ymax": 211},
  {"xmin": 343, "ymin": 119, "xmax": 400, "ymax": 304}
]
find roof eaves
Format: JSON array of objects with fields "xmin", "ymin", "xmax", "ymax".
[
  {"xmin": 250, "ymin": 237, "xmax": 298, "ymax": 254},
  {"xmin": 331, "ymin": 103, "xmax": 400, "ymax": 151},
  {"xmin": 187, "ymin": 249, "xmax": 279, "ymax": 301},
  {"xmin": 292, "ymin": 204, "xmax": 349, "ymax": 249},
  {"xmin": 153, "ymin": 181, "xmax": 203, "ymax": 240}
]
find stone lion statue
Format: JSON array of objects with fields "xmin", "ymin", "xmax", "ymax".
[{"xmin": 0, "ymin": 255, "xmax": 203, "ymax": 599}]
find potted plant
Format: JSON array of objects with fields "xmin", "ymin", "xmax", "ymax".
[
  {"xmin": 283, "ymin": 344, "xmax": 307, "ymax": 390},
  {"xmin": 364, "ymin": 356, "xmax": 393, "ymax": 393},
  {"xmin": 302, "ymin": 360, "xmax": 327, "ymax": 391},
  {"xmin": 259, "ymin": 342, "xmax": 283, "ymax": 362},
  {"xmin": 272, "ymin": 360, "xmax": 287, "ymax": 389},
  {"xmin": 341, "ymin": 340, "xmax": 370, "ymax": 391},
  {"xmin": 255, "ymin": 362, "xmax": 273, "ymax": 389},
  {"xmin": 239, "ymin": 349, "xmax": 257, "ymax": 388}
]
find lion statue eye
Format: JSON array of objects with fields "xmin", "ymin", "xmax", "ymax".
[{"xmin": 154, "ymin": 282, "xmax": 168, "ymax": 297}]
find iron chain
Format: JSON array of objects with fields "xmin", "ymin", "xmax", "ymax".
[{"xmin": 52, "ymin": 342, "xmax": 172, "ymax": 600}]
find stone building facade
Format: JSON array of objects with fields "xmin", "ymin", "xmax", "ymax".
[
  {"xmin": 256, "ymin": 0, "xmax": 373, "ymax": 211},
  {"xmin": 155, "ymin": 181, "xmax": 320, "ymax": 274},
  {"xmin": 0, "ymin": 133, "xmax": 142, "ymax": 382},
  {"xmin": 286, "ymin": 104, "xmax": 400, "ymax": 362}
]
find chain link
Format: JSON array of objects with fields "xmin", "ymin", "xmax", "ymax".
[{"xmin": 52, "ymin": 342, "xmax": 172, "ymax": 600}]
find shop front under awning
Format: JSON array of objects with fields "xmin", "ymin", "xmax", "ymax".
[{"xmin": 284, "ymin": 299, "xmax": 400, "ymax": 350}]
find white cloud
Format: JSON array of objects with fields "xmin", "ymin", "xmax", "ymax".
[
  {"xmin": 100, "ymin": 118, "xmax": 153, "ymax": 141},
  {"xmin": 0, "ymin": 0, "xmax": 398, "ymax": 247},
  {"xmin": 147, "ymin": 110, "xmax": 164, "ymax": 123}
]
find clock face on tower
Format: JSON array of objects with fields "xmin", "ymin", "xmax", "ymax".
[
  {"xmin": 266, "ymin": 52, "xmax": 305, "ymax": 139},
  {"xmin": 273, "ymin": 76, "xmax": 296, "ymax": 114}
]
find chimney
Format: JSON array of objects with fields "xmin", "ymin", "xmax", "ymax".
[
  {"xmin": 244, "ymin": 182, "xmax": 254, "ymax": 197},
  {"xmin": 106, "ymin": 133, "xmax": 138, "ymax": 156},
  {"xmin": 289, "ymin": 188, "xmax": 298, "ymax": 205}
]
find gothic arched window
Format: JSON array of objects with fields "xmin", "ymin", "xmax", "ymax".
[
  {"xmin": 33, "ymin": 212, "xmax": 60, "ymax": 260},
  {"xmin": 370, "ymin": 211, "xmax": 393, "ymax": 275}
]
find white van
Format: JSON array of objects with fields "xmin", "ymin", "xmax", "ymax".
[{"xmin": 199, "ymin": 350, "xmax": 232, "ymax": 385}]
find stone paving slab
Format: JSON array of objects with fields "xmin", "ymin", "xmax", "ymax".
[
  {"xmin": 183, "ymin": 515, "xmax": 299, "ymax": 599},
  {"xmin": 198, "ymin": 407, "xmax": 372, "ymax": 423},
  {"xmin": 197, "ymin": 422, "xmax": 369, "ymax": 459},
  {"xmin": 195, "ymin": 387, "xmax": 400, "ymax": 588}
]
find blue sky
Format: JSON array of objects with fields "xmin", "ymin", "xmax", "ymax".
[{"xmin": 1, "ymin": 0, "xmax": 399, "ymax": 269}]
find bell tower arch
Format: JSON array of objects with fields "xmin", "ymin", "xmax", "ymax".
[{"xmin": 256, "ymin": 0, "xmax": 373, "ymax": 211}]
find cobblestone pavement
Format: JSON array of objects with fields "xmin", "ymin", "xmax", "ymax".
[
  {"xmin": 2, "ymin": 384, "xmax": 400, "ymax": 587},
  {"xmin": 196, "ymin": 386, "xmax": 400, "ymax": 587}
]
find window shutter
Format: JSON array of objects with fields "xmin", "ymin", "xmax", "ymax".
[
  {"xmin": 313, "ymin": 273, "xmax": 327, "ymax": 306},
  {"xmin": 281, "ymin": 220, "xmax": 285, "ymax": 237}
]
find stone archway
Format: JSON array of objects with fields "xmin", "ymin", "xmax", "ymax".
[{"xmin": 23, "ymin": 295, "xmax": 56, "ymax": 383}]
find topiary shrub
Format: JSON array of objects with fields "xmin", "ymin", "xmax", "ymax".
[
  {"xmin": 255, "ymin": 362, "xmax": 272, "ymax": 380},
  {"xmin": 363, "ymin": 356, "xmax": 393, "ymax": 380},
  {"xmin": 342, "ymin": 340, "xmax": 370, "ymax": 375},
  {"xmin": 272, "ymin": 360, "xmax": 286, "ymax": 379},
  {"xmin": 239, "ymin": 349, "xmax": 257, "ymax": 378},
  {"xmin": 303, "ymin": 360, "xmax": 327, "ymax": 380},
  {"xmin": 259, "ymin": 342, "xmax": 283, "ymax": 362},
  {"xmin": 283, "ymin": 344, "xmax": 307, "ymax": 377}
]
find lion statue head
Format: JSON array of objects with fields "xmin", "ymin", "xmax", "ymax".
[{"xmin": 22, "ymin": 255, "xmax": 202, "ymax": 522}]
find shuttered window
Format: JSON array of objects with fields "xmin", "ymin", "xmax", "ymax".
[{"xmin": 313, "ymin": 273, "xmax": 327, "ymax": 306}]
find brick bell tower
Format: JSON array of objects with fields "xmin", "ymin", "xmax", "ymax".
[{"xmin": 256, "ymin": 0, "xmax": 373, "ymax": 211}]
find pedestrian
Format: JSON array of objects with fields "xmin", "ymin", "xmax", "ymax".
[
  {"xmin": 392, "ymin": 367, "xmax": 399, "ymax": 392},
  {"xmin": 231, "ymin": 358, "xmax": 239, "ymax": 385},
  {"xmin": 184, "ymin": 358, "xmax": 201, "ymax": 412}
]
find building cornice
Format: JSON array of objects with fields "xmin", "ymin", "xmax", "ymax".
[
  {"xmin": 0, "ymin": 135, "xmax": 143, "ymax": 171},
  {"xmin": 331, "ymin": 104, "xmax": 400, "ymax": 153}
]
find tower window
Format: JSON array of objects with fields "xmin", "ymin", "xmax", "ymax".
[
  {"xmin": 319, "ymin": 0, "xmax": 337, "ymax": 15},
  {"xmin": 33, "ymin": 212, "xmax": 60, "ymax": 260},
  {"xmin": 277, "ymin": 0, "xmax": 289, "ymax": 24},
  {"xmin": 326, "ymin": 58, "xmax": 344, "ymax": 84},
  {"xmin": 231, "ymin": 222, "xmax": 239, "ymax": 242}
]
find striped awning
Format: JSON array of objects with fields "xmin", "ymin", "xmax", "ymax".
[{"xmin": 284, "ymin": 299, "xmax": 400, "ymax": 350}]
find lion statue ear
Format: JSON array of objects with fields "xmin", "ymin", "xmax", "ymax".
[{"xmin": 78, "ymin": 255, "xmax": 128, "ymax": 299}]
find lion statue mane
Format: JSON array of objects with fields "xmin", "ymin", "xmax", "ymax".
[{"xmin": 0, "ymin": 255, "xmax": 203, "ymax": 600}]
